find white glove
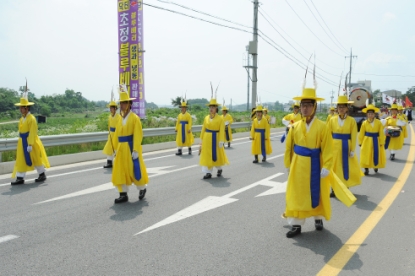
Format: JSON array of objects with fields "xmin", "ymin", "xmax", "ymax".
[
  {"xmin": 349, "ymin": 151, "xmax": 354, "ymax": 158},
  {"xmin": 320, "ymin": 168, "xmax": 330, "ymax": 178},
  {"xmin": 27, "ymin": 145, "xmax": 32, "ymax": 153},
  {"xmin": 219, "ymin": 142, "xmax": 225, "ymax": 148},
  {"xmin": 132, "ymin": 151, "xmax": 138, "ymax": 159},
  {"xmin": 225, "ymin": 121, "xmax": 229, "ymax": 126}
]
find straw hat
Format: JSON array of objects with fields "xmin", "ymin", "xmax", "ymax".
[
  {"xmin": 117, "ymin": 84, "xmax": 136, "ymax": 102},
  {"xmin": 15, "ymin": 80, "xmax": 34, "ymax": 106},
  {"xmin": 362, "ymin": 104, "xmax": 380, "ymax": 113},
  {"xmin": 107, "ymin": 88, "xmax": 118, "ymax": 107},
  {"xmin": 255, "ymin": 105, "xmax": 264, "ymax": 112},
  {"xmin": 388, "ymin": 103, "xmax": 399, "ymax": 110},
  {"xmin": 293, "ymin": 88, "xmax": 324, "ymax": 102},
  {"xmin": 334, "ymin": 95, "xmax": 354, "ymax": 105}
]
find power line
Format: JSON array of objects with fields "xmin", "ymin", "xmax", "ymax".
[
  {"xmin": 284, "ymin": 0, "xmax": 345, "ymax": 57},
  {"xmin": 309, "ymin": 0, "xmax": 348, "ymax": 53},
  {"xmin": 302, "ymin": 0, "xmax": 348, "ymax": 54},
  {"xmin": 154, "ymin": 0, "xmax": 251, "ymax": 29},
  {"xmin": 143, "ymin": 3, "xmax": 253, "ymax": 34},
  {"xmin": 353, "ymin": 73, "xmax": 415, "ymax": 78}
]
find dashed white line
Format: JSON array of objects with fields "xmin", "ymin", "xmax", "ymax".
[{"xmin": 0, "ymin": 235, "xmax": 19, "ymax": 244}]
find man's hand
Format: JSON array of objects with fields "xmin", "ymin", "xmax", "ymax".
[
  {"xmin": 349, "ymin": 151, "xmax": 354, "ymax": 158},
  {"xmin": 132, "ymin": 151, "xmax": 138, "ymax": 159},
  {"xmin": 219, "ymin": 142, "xmax": 225, "ymax": 148},
  {"xmin": 320, "ymin": 168, "xmax": 329, "ymax": 178},
  {"xmin": 27, "ymin": 145, "xmax": 32, "ymax": 153}
]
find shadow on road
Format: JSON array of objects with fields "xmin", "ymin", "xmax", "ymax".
[
  {"xmin": 2, "ymin": 182, "xmax": 47, "ymax": 196},
  {"xmin": 353, "ymin": 194, "xmax": 380, "ymax": 211},
  {"xmin": 109, "ymin": 199, "xmax": 149, "ymax": 221},
  {"xmin": 202, "ymin": 176, "xmax": 231, "ymax": 188},
  {"xmin": 292, "ymin": 228, "xmax": 364, "ymax": 272},
  {"xmin": 372, "ymin": 173, "xmax": 398, "ymax": 182}
]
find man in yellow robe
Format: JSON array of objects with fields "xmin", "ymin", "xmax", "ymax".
[
  {"xmin": 326, "ymin": 107, "xmax": 336, "ymax": 123},
  {"xmin": 263, "ymin": 107, "xmax": 271, "ymax": 123},
  {"xmin": 221, "ymin": 105, "xmax": 233, "ymax": 147},
  {"xmin": 102, "ymin": 93, "xmax": 121, "ymax": 168},
  {"xmin": 281, "ymin": 102, "xmax": 301, "ymax": 143},
  {"xmin": 199, "ymin": 98, "xmax": 229, "ymax": 179},
  {"xmin": 250, "ymin": 105, "xmax": 272, "ymax": 163},
  {"xmin": 398, "ymin": 105, "xmax": 408, "ymax": 138},
  {"xmin": 111, "ymin": 86, "xmax": 149, "ymax": 203},
  {"xmin": 359, "ymin": 104, "xmax": 386, "ymax": 175},
  {"xmin": 175, "ymin": 100, "xmax": 194, "ymax": 155},
  {"xmin": 383, "ymin": 104, "xmax": 406, "ymax": 160},
  {"xmin": 284, "ymin": 87, "xmax": 356, "ymax": 238},
  {"xmin": 327, "ymin": 96, "xmax": 361, "ymax": 191},
  {"xmin": 11, "ymin": 92, "xmax": 50, "ymax": 185}
]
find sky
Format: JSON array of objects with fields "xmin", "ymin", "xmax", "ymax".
[{"xmin": 1, "ymin": 0, "xmax": 414, "ymax": 108}]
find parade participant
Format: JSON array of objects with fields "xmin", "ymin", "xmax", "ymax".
[
  {"xmin": 11, "ymin": 87, "xmax": 50, "ymax": 185},
  {"xmin": 175, "ymin": 99, "xmax": 194, "ymax": 155},
  {"xmin": 405, "ymin": 107, "xmax": 413, "ymax": 122},
  {"xmin": 102, "ymin": 90, "xmax": 121, "ymax": 168},
  {"xmin": 221, "ymin": 103, "xmax": 233, "ymax": 148},
  {"xmin": 263, "ymin": 107, "xmax": 271, "ymax": 123},
  {"xmin": 383, "ymin": 104, "xmax": 406, "ymax": 160},
  {"xmin": 326, "ymin": 107, "xmax": 336, "ymax": 123},
  {"xmin": 284, "ymin": 84, "xmax": 356, "ymax": 238},
  {"xmin": 250, "ymin": 105, "xmax": 272, "ymax": 163},
  {"xmin": 111, "ymin": 85, "xmax": 149, "ymax": 203},
  {"xmin": 199, "ymin": 84, "xmax": 229, "ymax": 179},
  {"xmin": 327, "ymin": 96, "xmax": 361, "ymax": 192},
  {"xmin": 358, "ymin": 104, "xmax": 386, "ymax": 175},
  {"xmin": 398, "ymin": 105, "xmax": 408, "ymax": 138},
  {"xmin": 281, "ymin": 102, "xmax": 301, "ymax": 143}
]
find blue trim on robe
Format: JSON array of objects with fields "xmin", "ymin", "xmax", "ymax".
[
  {"xmin": 332, "ymin": 133, "xmax": 351, "ymax": 180},
  {"xmin": 365, "ymin": 132, "xmax": 379, "ymax": 166},
  {"xmin": 179, "ymin": 121, "xmax": 188, "ymax": 144},
  {"xmin": 19, "ymin": 132, "xmax": 32, "ymax": 166},
  {"xmin": 205, "ymin": 128, "xmax": 219, "ymax": 162},
  {"xmin": 118, "ymin": 135, "xmax": 141, "ymax": 180},
  {"xmin": 255, "ymin": 129, "xmax": 266, "ymax": 157},
  {"xmin": 293, "ymin": 144, "xmax": 321, "ymax": 208},
  {"xmin": 109, "ymin": 127, "xmax": 116, "ymax": 132}
]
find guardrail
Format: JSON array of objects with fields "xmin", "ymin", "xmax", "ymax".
[{"xmin": 0, "ymin": 122, "xmax": 251, "ymax": 155}]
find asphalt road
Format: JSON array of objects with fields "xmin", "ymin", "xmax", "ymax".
[{"xmin": 1, "ymin": 127, "xmax": 414, "ymax": 275}]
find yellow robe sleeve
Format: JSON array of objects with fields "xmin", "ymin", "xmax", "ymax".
[
  {"xmin": 320, "ymin": 122, "xmax": 333, "ymax": 170},
  {"xmin": 200, "ymin": 115, "xmax": 207, "ymax": 141},
  {"xmin": 250, "ymin": 119, "xmax": 256, "ymax": 139},
  {"xmin": 175, "ymin": 114, "xmax": 180, "ymax": 131},
  {"xmin": 219, "ymin": 115, "xmax": 225, "ymax": 142},
  {"xmin": 188, "ymin": 113, "xmax": 193, "ymax": 130},
  {"xmin": 28, "ymin": 115, "xmax": 38, "ymax": 146},
  {"xmin": 133, "ymin": 115, "xmax": 143, "ymax": 153},
  {"xmin": 284, "ymin": 123, "xmax": 294, "ymax": 168},
  {"xmin": 350, "ymin": 118, "xmax": 357, "ymax": 152},
  {"xmin": 358, "ymin": 121, "xmax": 366, "ymax": 146}
]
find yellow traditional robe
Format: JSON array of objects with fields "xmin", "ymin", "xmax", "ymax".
[
  {"xmin": 327, "ymin": 116, "xmax": 361, "ymax": 188},
  {"xmin": 399, "ymin": 113, "xmax": 408, "ymax": 138},
  {"xmin": 103, "ymin": 113, "xmax": 121, "ymax": 155},
  {"xmin": 12, "ymin": 113, "xmax": 50, "ymax": 178},
  {"xmin": 112, "ymin": 112, "xmax": 149, "ymax": 187},
  {"xmin": 221, "ymin": 113, "xmax": 234, "ymax": 142},
  {"xmin": 250, "ymin": 118, "xmax": 272, "ymax": 156},
  {"xmin": 358, "ymin": 119, "xmax": 386, "ymax": 169},
  {"xmin": 284, "ymin": 118, "xmax": 333, "ymax": 220},
  {"xmin": 175, "ymin": 112, "xmax": 194, "ymax": 147},
  {"xmin": 326, "ymin": 113, "xmax": 336, "ymax": 123},
  {"xmin": 384, "ymin": 116, "xmax": 404, "ymax": 150},
  {"xmin": 265, "ymin": 114, "xmax": 271, "ymax": 123},
  {"xmin": 199, "ymin": 114, "xmax": 229, "ymax": 168},
  {"xmin": 282, "ymin": 112, "xmax": 301, "ymax": 126}
]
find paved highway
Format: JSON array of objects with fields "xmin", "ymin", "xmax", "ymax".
[{"xmin": 1, "ymin": 127, "xmax": 414, "ymax": 275}]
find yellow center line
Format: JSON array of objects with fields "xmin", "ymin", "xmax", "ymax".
[{"xmin": 317, "ymin": 124, "xmax": 415, "ymax": 275}]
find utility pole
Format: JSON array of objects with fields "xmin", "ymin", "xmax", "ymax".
[
  {"xmin": 345, "ymin": 48, "xmax": 357, "ymax": 92},
  {"xmin": 246, "ymin": 45, "xmax": 250, "ymax": 111},
  {"xmin": 251, "ymin": 0, "xmax": 259, "ymax": 110},
  {"xmin": 330, "ymin": 90, "xmax": 334, "ymax": 106}
]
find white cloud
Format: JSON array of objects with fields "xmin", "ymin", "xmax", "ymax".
[{"xmin": 383, "ymin": 12, "xmax": 396, "ymax": 21}]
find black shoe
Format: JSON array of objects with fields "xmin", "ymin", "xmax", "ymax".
[
  {"xmin": 364, "ymin": 168, "xmax": 369, "ymax": 175},
  {"xmin": 188, "ymin": 147, "xmax": 192, "ymax": 155},
  {"xmin": 103, "ymin": 160, "xmax": 112, "ymax": 168},
  {"xmin": 330, "ymin": 190, "xmax": 335, "ymax": 198},
  {"xmin": 374, "ymin": 168, "xmax": 378, "ymax": 173},
  {"xmin": 217, "ymin": 169, "xmax": 222, "ymax": 177},
  {"xmin": 286, "ymin": 225, "xmax": 301, "ymax": 238},
  {"xmin": 391, "ymin": 154, "xmax": 395, "ymax": 160},
  {"xmin": 11, "ymin": 177, "xmax": 24, "ymax": 185},
  {"xmin": 114, "ymin": 193, "xmax": 128, "ymax": 204},
  {"xmin": 315, "ymin": 219, "xmax": 324, "ymax": 231},
  {"xmin": 35, "ymin": 172, "xmax": 46, "ymax": 183},
  {"xmin": 262, "ymin": 157, "xmax": 266, "ymax": 162},
  {"xmin": 253, "ymin": 155, "xmax": 259, "ymax": 163},
  {"xmin": 203, "ymin": 173, "xmax": 212, "ymax": 179},
  {"xmin": 139, "ymin": 189, "xmax": 147, "ymax": 200},
  {"xmin": 228, "ymin": 142, "xmax": 230, "ymax": 148},
  {"xmin": 175, "ymin": 149, "xmax": 182, "ymax": 156}
]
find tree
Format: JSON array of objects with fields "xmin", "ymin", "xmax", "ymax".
[{"xmin": 171, "ymin": 96, "xmax": 182, "ymax": 107}]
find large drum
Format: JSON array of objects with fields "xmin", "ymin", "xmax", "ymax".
[
  {"xmin": 350, "ymin": 88, "xmax": 371, "ymax": 108},
  {"xmin": 387, "ymin": 126, "xmax": 401, "ymax": 137}
]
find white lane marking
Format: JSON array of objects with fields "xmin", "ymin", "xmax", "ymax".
[
  {"xmin": 0, "ymin": 235, "xmax": 19, "ymax": 244},
  {"xmin": 135, "ymin": 172, "xmax": 284, "ymax": 235},
  {"xmin": 255, "ymin": 180, "xmax": 287, "ymax": 197},
  {"xmin": 34, "ymin": 165, "xmax": 198, "ymax": 204}
]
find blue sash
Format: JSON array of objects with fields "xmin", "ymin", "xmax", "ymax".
[
  {"xmin": 19, "ymin": 132, "xmax": 32, "ymax": 167},
  {"xmin": 225, "ymin": 126, "xmax": 230, "ymax": 141},
  {"xmin": 109, "ymin": 127, "xmax": 116, "ymax": 132},
  {"xmin": 205, "ymin": 128, "xmax": 219, "ymax": 162},
  {"xmin": 365, "ymin": 132, "xmax": 379, "ymax": 166},
  {"xmin": 385, "ymin": 136, "xmax": 390, "ymax": 149},
  {"xmin": 332, "ymin": 133, "xmax": 351, "ymax": 180},
  {"xmin": 255, "ymin": 129, "xmax": 266, "ymax": 157},
  {"xmin": 118, "ymin": 135, "xmax": 141, "ymax": 180},
  {"xmin": 179, "ymin": 121, "xmax": 188, "ymax": 144},
  {"xmin": 294, "ymin": 144, "xmax": 321, "ymax": 208}
]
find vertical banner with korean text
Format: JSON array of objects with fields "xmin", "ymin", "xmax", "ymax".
[{"xmin": 117, "ymin": 0, "xmax": 145, "ymax": 118}]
